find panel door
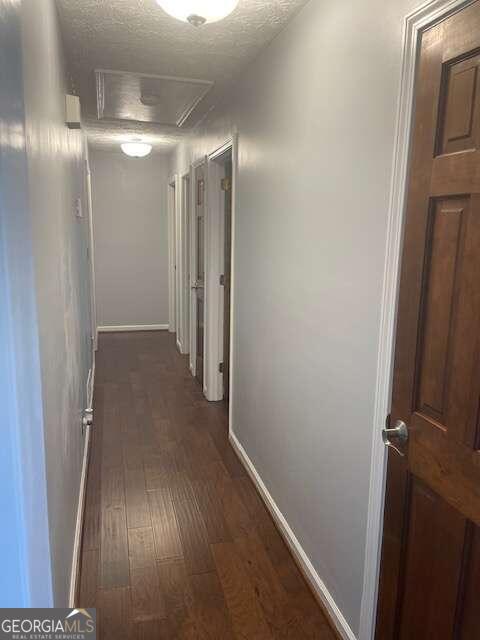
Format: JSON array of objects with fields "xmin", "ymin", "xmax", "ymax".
[
  {"xmin": 376, "ymin": 3, "xmax": 480, "ymax": 638},
  {"xmin": 194, "ymin": 165, "xmax": 205, "ymax": 387}
]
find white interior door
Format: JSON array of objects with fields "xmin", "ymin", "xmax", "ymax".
[{"xmin": 190, "ymin": 159, "xmax": 207, "ymax": 382}]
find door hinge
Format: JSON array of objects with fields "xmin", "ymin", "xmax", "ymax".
[
  {"xmin": 220, "ymin": 274, "xmax": 225, "ymax": 286},
  {"xmin": 221, "ymin": 177, "xmax": 231, "ymax": 192},
  {"xmin": 219, "ymin": 362, "xmax": 224, "ymax": 373},
  {"xmin": 197, "ymin": 179, "xmax": 204, "ymax": 205}
]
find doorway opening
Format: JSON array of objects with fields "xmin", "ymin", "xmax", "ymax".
[
  {"xmin": 168, "ymin": 179, "xmax": 176, "ymax": 335},
  {"xmin": 173, "ymin": 171, "xmax": 190, "ymax": 355},
  {"xmin": 203, "ymin": 142, "xmax": 234, "ymax": 406},
  {"xmin": 217, "ymin": 152, "xmax": 233, "ymax": 405},
  {"xmin": 192, "ymin": 162, "xmax": 206, "ymax": 388}
]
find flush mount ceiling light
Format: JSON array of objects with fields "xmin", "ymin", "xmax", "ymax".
[
  {"xmin": 120, "ymin": 141, "xmax": 152, "ymax": 157},
  {"xmin": 156, "ymin": 0, "xmax": 239, "ymax": 26}
]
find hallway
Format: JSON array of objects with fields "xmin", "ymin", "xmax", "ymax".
[
  {"xmin": 78, "ymin": 332, "xmax": 336, "ymax": 639},
  {"xmin": 7, "ymin": 1, "xmax": 480, "ymax": 636}
]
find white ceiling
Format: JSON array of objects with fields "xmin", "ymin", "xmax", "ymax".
[{"xmin": 56, "ymin": 0, "xmax": 309, "ymax": 152}]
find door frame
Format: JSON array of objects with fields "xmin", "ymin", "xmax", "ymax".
[
  {"xmin": 188, "ymin": 162, "xmax": 196, "ymax": 376},
  {"xmin": 84, "ymin": 149, "xmax": 98, "ymax": 351},
  {"xmin": 189, "ymin": 157, "xmax": 208, "ymax": 380},
  {"xmin": 359, "ymin": 1, "xmax": 477, "ymax": 638},
  {"xmin": 174, "ymin": 171, "xmax": 189, "ymax": 354},
  {"xmin": 168, "ymin": 176, "xmax": 177, "ymax": 334},
  {"xmin": 178, "ymin": 171, "xmax": 191, "ymax": 355},
  {"xmin": 175, "ymin": 175, "xmax": 182, "ymax": 351},
  {"xmin": 203, "ymin": 136, "xmax": 237, "ymax": 404}
]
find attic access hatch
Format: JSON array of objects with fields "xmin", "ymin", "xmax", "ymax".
[{"xmin": 95, "ymin": 69, "xmax": 213, "ymax": 127}]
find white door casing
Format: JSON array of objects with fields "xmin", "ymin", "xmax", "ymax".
[{"xmin": 168, "ymin": 178, "xmax": 176, "ymax": 333}]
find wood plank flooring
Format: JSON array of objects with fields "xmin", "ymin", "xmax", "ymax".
[{"xmin": 78, "ymin": 331, "xmax": 336, "ymax": 640}]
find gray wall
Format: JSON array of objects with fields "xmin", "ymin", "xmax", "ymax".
[
  {"xmin": 90, "ymin": 150, "xmax": 170, "ymax": 328},
  {"xmin": 0, "ymin": 0, "xmax": 53, "ymax": 607},
  {"xmin": 21, "ymin": 0, "xmax": 92, "ymax": 606},
  {"xmin": 169, "ymin": 0, "xmax": 420, "ymax": 633}
]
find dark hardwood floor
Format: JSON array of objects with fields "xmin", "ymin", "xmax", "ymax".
[{"xmin": 78, "ymin": 331, "xmax": 336, "ymax": 639}]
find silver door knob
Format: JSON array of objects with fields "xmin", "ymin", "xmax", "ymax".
[
  {"xmin": 382, "ymin": 420, "xmax": 408, "ymax": 457},
  {"xmin": 82, "ymin": 408, "xmax": 94, "ymax": 429}
]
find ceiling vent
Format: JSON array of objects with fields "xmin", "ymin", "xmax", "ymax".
[{"xmin": 95, "ymin": 69, "xmax": 213, "ymax": 127}]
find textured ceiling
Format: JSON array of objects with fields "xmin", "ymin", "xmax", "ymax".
[{"xmin": 56, "ymin": 0, "xmax": 309, "ymax": 152}]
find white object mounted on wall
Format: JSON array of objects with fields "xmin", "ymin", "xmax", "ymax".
[
  {"xmin": 65, "ymin": 94, "xmax": 81, "ymax": 129},
  {"xmin": 121, "ymin": 141, "xmax": 153, "ymax": 158},
  {"xmin": 156, "ymin": 0, "xmax": 239, "ymax": 26}
]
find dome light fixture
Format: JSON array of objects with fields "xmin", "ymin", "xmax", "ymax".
[
  {"xmin": 121, "ymin": 140, "xmax": 152, "ymax": 158},
  {"xmin": 156, "ymin": 0, "xmax": 239, "ymax": 26}
]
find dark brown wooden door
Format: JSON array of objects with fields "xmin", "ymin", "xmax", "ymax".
[
  {"xmin": 222, "ymin": 159, "xmax": 232, "ymax": 404},
  {"xmin": 194, "ymin": 165, "xmax": 205, "ymax": 387},
  {"xmin": 376, "ymin": 4, "xmax": 480, "ymax": 639}
]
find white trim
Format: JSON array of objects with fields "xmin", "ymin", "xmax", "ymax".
[
  {"xmin": 174, "ymin": 174, "xmax": 184, "ymax": 351},
  {"xmin": 168, "ymin": 177, "xmax": 177, "ymax": 333},
  {"xmin": 204, "ymin": 158, "xmax": 226, "ymax": 401},
  {"xmin": 358, "ymin": 1, "xmax": 475, "ymax": 638},
  {"xmin": 188, "ymin": 164, "xmax": 197, "ymax": 376},
  {"xmin": 179, "ymin": 172, "xmax": 191, "ymax": 355},
  {"xmin": 228, "ymin": 134, "xmax": 238, "ymax": 433},
  {"xmin": 68, "ymin": 354, "xmax": 96, "ymax": 607},
  {"xmin": 191, "ymin": 156, "xmax": 206, "ymax": 170},
  {"xmin": 202, "ymin": 136, "xmax": 237, "ymax": 403},
  {"xmin": 84, "ymin": 147, "xmax": 98, "ymax": 351},
  {"xmin": 190, "ymin": 157, "xmax": 208, "ymax": 386},
  {"xmin": 209, "ymin": 138, "xmax": 235, "ymax": 161},
  {"xmin": 229, "ymin": 431, "xmax": 356, "ymax": 640},
  {"xmin": 97, "ymin": 324, "xmax": 169, "ymax": 333}
]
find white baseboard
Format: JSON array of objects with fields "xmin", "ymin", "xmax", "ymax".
[
  {"xmin": 68, "ymin": 356, "xmax": 96, "ymax": 607},
  {"xmin": 229, "ymin": 431, "xmax": 357, "ymax": 640},
  {"xmin": 97, "ymin": 324, "xmax": 169, "ymax": 333}
]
